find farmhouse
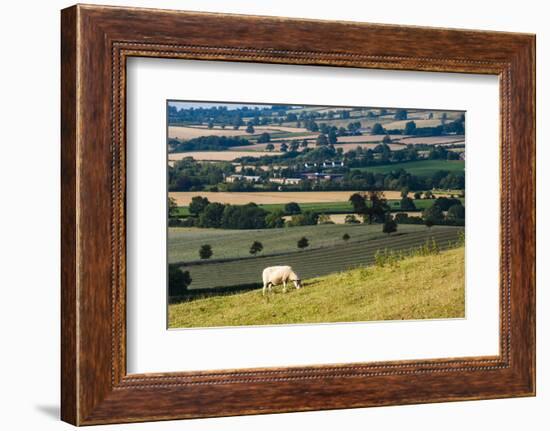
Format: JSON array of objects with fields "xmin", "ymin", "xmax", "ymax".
[
  {"xmin": 301, "ymin": 172, "xmax": 344, "ymax": 182},
  {"xmin": 224, "ymin": 174, "xmax": 261, "ymax": 183},
  {"xmin": 269, "ymin": 177, "xmax": 303, "ymax": 185}
]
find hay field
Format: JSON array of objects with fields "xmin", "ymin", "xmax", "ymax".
[
  {"xmin": 169, "ymin": 190, "xmax": 412, "ymax": 206},
  {"xmin": 168, "ymin": 125, "xmax": 307, "ymax": 140},
  {"xmin": 168, "ymin": 150, "xmax": 280, "ymax": 162},
  {"xmin": 336, "ymin": 134, "xmax": 406, "ymax": 143},
  {"xmin": 396, "ymin": 135, "xmax": 465, "ymax": 145},
  {"xmin": 333, "ymin": 143, "xmax": 405, "ymax": 152}
]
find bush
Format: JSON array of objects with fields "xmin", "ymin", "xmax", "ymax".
[
  {"xmin": 297, "ymin": 237, "xmax": 309, "ymax": 249},
  {"xmin": 168, "ymin": 266, "xmax": 192, "ymax": 296},
  {"xmin": 199, "ymin": 244, "xmax": 213, "ymax": 260},
  {"xmin": 344, "ymin": 214, "xmax": 361, "ymax": 224},
  {"xmin": 342, "ymin": 233, "xmax": 350, "ymax": 241},
  {"xmin": 284, "ymin": 202, "xmax": 301, "ymax": 214},
  {"xmin": 249, "ymin": 241, "xmax": 263, "ymax": 255},
  {"xmin": 287, "ymin": 211, "xmax": 319, "ymax": 227}
]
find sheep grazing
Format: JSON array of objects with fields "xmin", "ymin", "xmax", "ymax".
[{"xmin": 262, "ymin": 265, "xmax": 302, "ymax": 295}]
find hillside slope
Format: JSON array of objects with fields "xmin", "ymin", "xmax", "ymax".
[{"xmin": 169, "ymin": 246, "xmax": 465, "ymax": 328}]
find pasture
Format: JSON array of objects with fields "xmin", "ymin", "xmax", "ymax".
[
  {"xmin": 168, "ymin": 246, "xmax": 465, "ymax": 328},
  {"xmin": 173, "ymin": 226, "xmax": 463, "ymax": 290},
  {"xmin": 358, "ymin": 159, "xmax": 465, "ymax": 176},
  {"xmin": 169, "ymin": 223, "xmax": 434, "ymax": 263}
]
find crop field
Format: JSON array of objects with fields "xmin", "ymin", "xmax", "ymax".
[
  {"xmin": 169, "ymin": 223, "xmax": 433, "ymax": 263},
  {"xmin": 168, "ymin": 125, "xmax": 308, "ymax": 140},
  {"xmin": 333, "ymin": 143, "xmax": 406, "ymax": 152},
  {"xmin": 396, "ymin": 135, "xmax": 465, "ymax": 145},
  {"xmin": 336, "ymin": 134, "xmax": 406, "ymax": 143},
  {"xmin": 173, "ymin": 226, "xmax": 463, "ymax": 290},
  {"xmin": 169, "ymin": 190, "xmax": 372, "ymax": 206},
  {"xmin": 358, "ymin": 160, "xmax": 465, "ymax": 176},
  {"xmin": 168, "ymin": 246, "xmax": 464, "ymax": 328},
  {"xmin": 168, "ymin": 150, "xmax": 280, "ymax": 162}
]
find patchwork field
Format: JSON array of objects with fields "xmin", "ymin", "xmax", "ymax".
[
  {"xmin": 396, "ymin": 135, "xmax": 465, "ymax": 145},
  {"xmin": 168, "ymin": 150, "xmax": 280, "ymax": 162},
  {"xmin": 173, "ymin": 226, "xmax": 463, "ymax": 290},
  {"xmin": 168, "ymin": 245, "xmax": 465, "ymax": 328},
  {"xmin": 168, "ymin": 190, "xmax": 421, "ymax": 206}
]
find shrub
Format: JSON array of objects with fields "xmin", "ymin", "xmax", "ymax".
[
  {"xmin": 249, "ymin": 241, "xmax": 263, "ymax": 255},
  {"xmin": 199, "ymin": 244, "xmax": 213, "ymax": 260},
  {"xmin": 168, "ymin": 266, "xmax": 192, "ymax": 296},
  {"xmin": 297, "ymin": 237, "xmax": 309, "ymax": 249}
]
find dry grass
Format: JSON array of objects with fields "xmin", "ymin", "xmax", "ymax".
[
  {"xmin": 396, "ymin": 135, "xmax": 465, "ymax": 145},
  {"xmin": 168, "ymin": 246, "xmax": 465, "ymax": 328},
  {"xmin": 168, "ymin": 150, "xmax": 280, "ymax": 162},
  {"xmin": 168, "ymin": 125, "xmax": 307, "ymax": 140},
  {"xmin": 169, "ymin": 190, "xmax": 403, "ymax": 206}
]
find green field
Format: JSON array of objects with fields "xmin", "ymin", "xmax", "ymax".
[
  {"xmin": 169, "ymin": 223, "xmax": 432, "ymax": 263},
  {"xmin": 357, "ymin": 160, "xmax": 465, "ymax": 176},
  {"xmin": 169, "ymin": 246, "xmax": 465, "ymax": 328},
  {"xmin": 174, "ymin": 225, "xmax": 463, "ymax": 290}
]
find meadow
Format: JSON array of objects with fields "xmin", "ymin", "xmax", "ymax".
[
  {"xmin": 358, "ymin": 159, "xmax": 465, "ymax": 176},
  {"xmin": 168, "ymin": 246, "xmax": 465, "ymax": 328}
]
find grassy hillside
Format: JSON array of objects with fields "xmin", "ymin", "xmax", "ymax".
[
  {"xmin": 169, "ymin": 246, "xmax": 465, "ymax": 328},
  {"xmin": 168, "ymin": 223, "xmax": 432, "ymax": 263}
]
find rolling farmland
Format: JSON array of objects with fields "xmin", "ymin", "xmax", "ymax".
[
  {"xmin": 169, "ymin": 246, "xmax": 465, "ymax": 328},
  {"xmin": 175, "ymin": 226, "xmax": 463, "ymax": 290}
]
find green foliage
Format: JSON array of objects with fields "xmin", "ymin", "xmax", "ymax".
[
  {"xmin": 168, "ymin": 266, "xmax": 192, "ymax": 296},
  {"xmin": 371, "ymin": 123, "xmax": 385, "ymax": 134},
  {"xmin": 169, "ymin": 135, "xmax": 250, "ymax": 152},
  {"xmin": 394, "ymin": 109, "xmax": 408, "ymax": 120},
  {"xmin": 382, "ymin": 216, "xmax": 397, "ymax": 235},
  {"xmin": 287, "ymin": 210, "xmax": 319, "ymax": 227},
  {"xmin": 344, "ymin": 214, "xmax": 360, "ymax": 224},
  {"xmin": 284, "ymin": 202, "xmax": 301, "ymax": 214},
  {"xmin": 447, "ymin": 203, "xmax": 465, "ymax": 222},
  {"xmin": 423, "ymin": 204, "xmax": 444, "ymax": 227},
  {"xmin": 220, "ymin": 204, "xmax": 267, "ymax": 229},
  {"xmin": 297, "ymin": 236, "xmax": 310, "ymax": 249},
  {"xmin": 246, "ymin": 124, "xmax": 255, "ymax": 134},
  {"xmin": 249, "ymin": 241, "xmax": 264, "ymax": 255},
  {"xmin": 168, "ymin": 197, "xmax": 179, "ymax": 218},
  {"xmin": 342, "ymin": 233, "xmax": 350, "ymax": 241},
  {"xmin": 188, "ymin": 196, "xmax": 210, "ymax": 215},
  {"xmin": 400, "ymin": 196, "xmax": 417, "ymax": 211},
  {"xmin": 257, "ymin": 132, "xmax": 271, "ymax": 143},
  {"xmin": 404, "ymin": 120, "xmax": 417, "ymax": 135},
  {"xmin": 318, "ymin": 214, "xmax": 334, "ymax": 225},
  {"xmin": 265, "ymin": 210, "xmax": 285, "ymax": 228},
  {"xmin": 199, "ymin": 244, "xmax": 213, "ymax": 260},
  {"xmin": 198, "ymin": 203, "xmax": 226, "ymax": 228},
  {"xmin": 265, "ymin": 143, "xmax": 275, "ymax": 151}
]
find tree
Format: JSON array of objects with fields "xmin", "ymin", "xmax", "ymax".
[
  {"xmin": 414, "ymin": 191, "xmax": 422, "ymax": 199},
  {"xmin": 316, "ymin": 134, "xmax": 328, "ymax": 146},
  {"xmin": 447, "ymin": 203, "xmax": 465, "ymax": 221},
  {"xmin": 287, "ymin": 211, "xmax": 319, "ymax": 227},
  {"xmin": 188, "ymin": 195, "xmax": 210, "ymax": 215},
  {"xmin": 249, "ymin": 241, "xmax": 264, "ymax": 255},
  {"xmin": 382, "ymin": 134, "xmax": 392, "ymax": 144},
  {"xmin": 400, "ymin": 196, "xmax": 416, "ymax": 211},
  {"xmin": 383, "ymin": 216, "xmax": 397, "ymax": 235},
  {"xmin": 422, "ymin": 204, "xmax": 444, "ymax": 227},
  {"xmin": 207, "ymin": 121, "xmax": 214, "ymax": 129},
  {"xmin": 440, "ymin": 112, "xmax": 448, "ymax": 123},
  {"xmin": 371, "ymin": 123, "xmax": 385, "ymax": 135},
  {"xmin": 199, "ymin": 244, "xmax": 213, "ymax": 260},
  {"xmin": 349, "ymin": 191, "xmax": 389, "ymax": 224},
  {"xmin": 280, "ymin": 142, "xmax": 288, "ymax": 152},
  {"xmin": 328, "ymin": 129, "xmax": 338, "ymax": 145},
  {"xmin": 284, "ymin": 202, "xmax": 301, "ymax": 214},
  {"xmin": 265, "ymin": 210, "xmax": 285, "ymax": 228},
  {"xmin": 257, "ymin": 132, "xmax": 271, "ymax": 143},
  {"xmin": 394, "ymin": 109, "xmax": 407, "ymax": 120},
  {"xmin": 246, "ymin": 123, "xmax": 255, "ymax": 134},
  {"xmin": 400, "ymin": 187, "xmax": 410, "ymax": 198},
  {"xmin": 168, "ymin": 266, "xmax": 192, "ymax": 296},
  {"xmin": 300, "ymin": 139, "xmax": 309, "ymax": 149},
  {"xmin": 198, "ymin": 202, "xmax": 226, "ymax": 228},
  {"xmin": 342, "ymin": 233, "xmax": 350, "ymax": 241},
  {"xmin": 289, "ymin": 140, "xmax": 300, "ymax": 152},
  {"xmin": 168, "ymin": 196, "xmax": 179, "ymax": 218},
  {"xmin": 265, "ymin": 143, "xmax": 275, "ymax": 151},
  {"xmin": 297, "ymin": 236, "xmax": 309, "ymax": 249},
  {"xmin": 404, "ymin": 121, "xmax": 417, "ymax": 135}
]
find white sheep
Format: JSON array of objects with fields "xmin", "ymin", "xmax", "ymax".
[{"xmin": 262, "ymin": 265, "xmax": 302, "ymax": 295}]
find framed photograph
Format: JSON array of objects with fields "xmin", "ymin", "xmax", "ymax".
[{"xmin": 61, "ymin": 4, "xmax": 536, "ymax": 425}]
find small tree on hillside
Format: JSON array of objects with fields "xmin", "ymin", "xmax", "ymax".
[
  {"xmin": 199, "ymin": 244, "xmax": 213, "ymax": 260},
  {"xmin": 246, "ymin": 123, "xmax": 255, "ymax": 134},
  {"xmin": 342, "ymin": 233, "xmax": 350, "ymax": 242},
  {"xmin": 168, "ymin": 266, "xmax": 192, "ymax": 297},
  {"xmin": 297, "ymin": 237, "xmax": 309, "ymax": 250},
  {"xmin": 383, "ymin": 216, "xmax": 397, "ymax": 236},
  {"xmin": 189, "ymin": 195, "xmax": 210, "ymax": 215},
  {"xmin": 249, "ymin": 241, "xmax": 264, "ymax": 255},
  {"xmin": 280, "ymin": 142, "xmax": 288, "ymax": 152},
  {"xmin": 265, "ymin": 143, "xmax": 275, "ymax": 151}
]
